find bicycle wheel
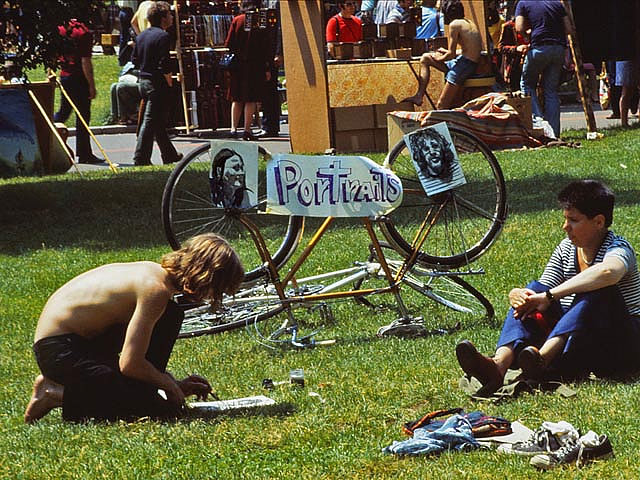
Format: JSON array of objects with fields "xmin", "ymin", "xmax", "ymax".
[
  {"xmin": 380, "ymin": 125, "xmax": 507, "ymax": 268},
  {"xmin": 162, "ymin": 143, "xmax": 304, "ymax": 283},
  {"xmin": 377, "ymin": 248, "xmax": 494, "ymax": 328},
  {"xmin": 178, "ymin": 290, "xmax": 286, "ymax": 338}
]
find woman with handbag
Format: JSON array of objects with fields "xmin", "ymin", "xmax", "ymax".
[{"xmin": 225, "ymin": 1, "xmax": 271, "ymax": 141}]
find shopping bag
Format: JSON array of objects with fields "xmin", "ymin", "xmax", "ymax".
[{"xmin": 218, "ymin": 53, "xmax": 238, "ymax": 71}]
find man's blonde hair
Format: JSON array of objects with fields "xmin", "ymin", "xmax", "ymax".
[{"xmin": 161, "ymin": 233, "xmax": 244, "ymax": 306}]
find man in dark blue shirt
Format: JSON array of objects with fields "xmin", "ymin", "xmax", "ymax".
[
  {"xmin": 132, "ymin": 1, "xmax": 181, "ymax": 166},
  {"xmin": 516, "ymin": 0, "xmax": 572, "ymax": 138}
]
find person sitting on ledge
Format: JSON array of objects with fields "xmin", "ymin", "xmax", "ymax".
[
  {"xmin": 24, "ymin": 233, "xmax": 244, "ymax": 423},
  {"xmin": 403, "ymin": 0, "xmax": 482, "ymax": 109},
  {"xmin": 456, "ymin": 180, "xmax": 640, "ymax": 394}
]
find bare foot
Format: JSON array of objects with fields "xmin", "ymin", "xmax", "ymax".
[
  {"xmin": 401, "ymin": 94, "xmax": 424, "ymax": 106},
  {"xmin": 24, "ymin": 375, "xmax": 63, "ymax": 424}
]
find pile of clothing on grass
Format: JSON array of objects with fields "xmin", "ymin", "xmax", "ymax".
[{"xmin": 382, "ymin": 408, "xmax": 613, "ymax": 471}]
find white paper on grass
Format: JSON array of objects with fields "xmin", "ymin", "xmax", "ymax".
[
  {"xmin": 266, "ymin": 154, "xmax": 403, "ymax": 217},
  {"xmin": 403, "ymin": 122, "xmax": 467, "ymax": 196},
  {"xmin": 189, "ymin": 395, "xmax": 276, "ymax": 412},
  {"xmin": 208, "ymin": 140, "xmax": 259, "ymax": 208}
]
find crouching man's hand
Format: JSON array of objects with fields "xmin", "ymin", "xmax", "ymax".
[
  {"xmin": 162, "ymin": 373, "xmax": 186, "ymax": 406},
  {"xmin": 178, "ymin": 374, "xmax": 214, "ymax": 401}
]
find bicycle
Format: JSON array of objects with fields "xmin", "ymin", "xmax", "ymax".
[{"xmin": 161, "ymin": 124, "xmax": 507, "ymax": 343}]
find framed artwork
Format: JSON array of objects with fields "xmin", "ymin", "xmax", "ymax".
[
  {"xmin": 403, "ymin": 122, "xmax": 466, "ymax": 196},
  {"xmin": 0, "ymin": 88, "xmax": 42, "ymax": 178},
  {"xmin": 208, "ymin": 140, "xmax": 258, "ymax": 209}
]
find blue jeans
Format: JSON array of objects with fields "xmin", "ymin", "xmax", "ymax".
[
  {"xmin": 497, "ymin": 280, "xmax": 640, "ymax": 378},
  {"xmin": 133, "ymin": 77, "xmax": 178, "ymax": 165},
  {"xmin": 520, "ymin": 44, "xmax": 565, "ymax": 137}
]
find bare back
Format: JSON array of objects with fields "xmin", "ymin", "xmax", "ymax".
[
  {"xmin": 35, "ymin": 261, "xmax": 175, "ymax": 342},
  {"xmin": 448, "ymin": 18, "xmax": 482, "ymax": 62}
]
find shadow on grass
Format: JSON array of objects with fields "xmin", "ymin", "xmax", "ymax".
[
  {"xmin": 1, "ymin": 169, "xmax": 177, "ymax": 254},
  {"xmin": 505, "ymin": 173, "xmax": 640, "ymax": 217}
]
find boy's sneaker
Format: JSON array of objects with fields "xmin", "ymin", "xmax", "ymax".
[
  {"xmin": 530, "ymin": 431, "xmax": 614, "ymax": 470},
  {"xmin": 497, "ymin": 424, "xmax": 577, "ymax": 456}
]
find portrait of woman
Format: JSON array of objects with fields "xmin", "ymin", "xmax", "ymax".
[{"xmin": 209, "ymin": 148, "xmax": 252, "ymax": 208}]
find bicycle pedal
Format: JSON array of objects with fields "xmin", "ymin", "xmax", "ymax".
[{"xmin": 376, "ymin": 318, "xmax": 427, "ymax": 338}]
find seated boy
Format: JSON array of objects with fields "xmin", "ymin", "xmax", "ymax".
[
  {"xmin": 403, "ymin": 0, "xmax": 482, "ymax": 109},
  {"xmin": 456, "ymin": 180, "xmax": 640, "ymax": 393}
]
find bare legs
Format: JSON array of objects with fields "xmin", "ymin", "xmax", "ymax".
[
  {"xmin": 403, "ymin": 52, "xmax": 457, "ymax": 109},
  {"xmin": 231, "ymin": 101, "xmax": 243, "ymax": 134},
  {"xmin": 24, "ymin": 375, "xmax": 64, "ymax": 423},
  {"xmin": 230, "ymin": 101, "xmax": 258, "ymax": 139},
  {"xmin": 242, "ymin": 102, "xmax": 256, "ymax": 136},
  {"xmin": 620, "ymin": 85, "xmax": 634, "ymax": 127}
]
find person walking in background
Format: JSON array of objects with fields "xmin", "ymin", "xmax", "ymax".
[
  {"xmin": 53, "ymin": 19, "xmax": 104, "ymax": 164},
  {"xmin": 132, "ymin": 1, "xmax": 182, "ymax": 165},
  {"xmin": 386, "ymin": 0, "xmax": 413, "ymax": 24},
  {"xmin": 226, "ymin": 0, "xmax": 272, "ymax": 141},
  {"xmin": 415, "ymin": 0, "xmax": 444, "ymax": 41},
  {"xmin": 132, "ymin": 0, "xmax": 154, "ymax": 34},
  {"xmin": 260, "ymin": 0, "xmax": 282, "ymax": 138},
  {"xmin": 498, "ymin": 12, "xmax": 528, "ymax": 91},
  {"xmin": 615, "ymin": 60, "xmax": 639, "ymax": 127},
  {"xmin": 516, "ymin": 0, "xmax": 572, "ymax": 138}
]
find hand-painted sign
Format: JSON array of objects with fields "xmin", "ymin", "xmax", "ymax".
[{"xmin": 266, "ymin": 154, "xmax": 403, "ymax": 217}]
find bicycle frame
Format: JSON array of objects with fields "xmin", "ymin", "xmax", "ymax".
[{"xmin": 236, "ymin": 200, "xmax": 448, "ymax": 319}]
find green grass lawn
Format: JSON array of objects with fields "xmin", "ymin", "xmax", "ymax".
[{"xmin": 2, "ymin": 126, "xmax": 640, "ymax": 479}]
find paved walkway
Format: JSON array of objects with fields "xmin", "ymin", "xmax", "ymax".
[{"xmin": 65, "ymin": 103, "xmax": 636, "ymax": 173}]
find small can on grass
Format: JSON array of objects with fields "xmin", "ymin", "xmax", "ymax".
[{"xmin": 289, "ymin": 368, "xmax": 304, "ymax": 387}]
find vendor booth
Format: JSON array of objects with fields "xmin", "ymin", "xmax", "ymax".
[{"xmin": 280, "ymin": 0, "xmax": 492, "ymax": 153}]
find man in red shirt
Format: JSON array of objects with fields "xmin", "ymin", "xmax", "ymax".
[
  {"xmin": 326, "ymin": 1, "xmax": 363, "ymax": 57},
  {"xmin": 53, "ymin": 19, "xmax": 103, "ymax": 164}
]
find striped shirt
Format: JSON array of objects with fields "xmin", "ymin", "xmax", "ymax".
[{"xmin": 539, "ymin": 231, "xmax": 640, "ymax": 315}]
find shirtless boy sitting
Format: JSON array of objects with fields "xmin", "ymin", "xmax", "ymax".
[
  {"xmin": 403, "ymin": 0, "xmax": 482, "ymax": 109},
  {"xmin": 25, "ymin": 233, "xmax": 244, "ymax": 423}
]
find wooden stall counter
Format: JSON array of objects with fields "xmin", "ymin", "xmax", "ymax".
[
  {"xmin": 327, "ymin": 57, "xmax": 443, "ymax": 109},
  {"xmin": 326, "ymin": 57, "xmax": 444, "ymax": 152}
]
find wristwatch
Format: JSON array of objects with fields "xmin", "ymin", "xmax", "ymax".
[{"xmin": 545, "ymin": 290, "xmax": 555, "ymax": 302}]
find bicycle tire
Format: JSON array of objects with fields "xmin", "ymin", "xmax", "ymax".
[
  {"xmin": 401, "ymin": 271, "xmax": 494, "ymax": 321},
  {"xmin": 161, "ymin": 143, "xmax": 304, "ymax": 283},
  {"xmin": 380, "ymin": 125, "xmax": 507, "ymax": 268},
  {"xmin": 177, "ymin": 293, "xmax": 286, "ymax": 338},
  {"xmin": 374, "ymin": 244, "xmax": 494, "ymax": 324}
]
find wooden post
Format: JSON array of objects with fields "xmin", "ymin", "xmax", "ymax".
[
  {"xmin": 561, "ymin": 0, "xmax": 597, "ymax": 134},
  {"xmin": 280, "ymin": 0, "xmax": 332, "ymax": 153},
  {"xmin": 174, "ymin": 0, "xmax": 192, "ymax": 134}
]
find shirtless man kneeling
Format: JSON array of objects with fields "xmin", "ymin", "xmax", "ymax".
[
  {"xmin": 25, "ymin": 233, "xmax": 244, "ymax": 423},
  {"xmin": 403, "ymin": 0, "xmax": 482, "ymax": 109}
]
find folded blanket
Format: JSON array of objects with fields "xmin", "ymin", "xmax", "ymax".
[{"xmin": 390, "ymin": 92, "xmax": 543, "ymax": 149}]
